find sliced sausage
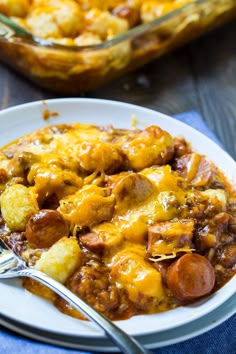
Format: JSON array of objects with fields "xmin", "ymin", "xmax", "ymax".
[
  {"xmin": 80, "ymin": 232, "xmax": 105, "ymax": 254},
  {"xmin": 147, "ymin": 219, "xmax": 194, "ymax": 257},
  {"xmin": 80, "ymin": 223, "xmax": 123, "ymax": 255},
  {"xmin": 25, "ymin": 209, "xmax": 69, "ymax": 248},
  {"xmin": 166, "ymin": 253, "xmax": 215, "ymax": 303},
  {"xmin": 0, "ymin": 168, "xmax": 8, "ymax": 183},
  {"xmin": 174, "ymin": 153, "xmax": 213, "ymax": 187},
  {"xmin": 173, "ymin": 137, "xmax": 190, "ymax": 158}
]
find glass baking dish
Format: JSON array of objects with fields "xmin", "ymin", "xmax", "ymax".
[{"xmin": 0, "ymin": 0, "xmax": 235, "ymax": 94}]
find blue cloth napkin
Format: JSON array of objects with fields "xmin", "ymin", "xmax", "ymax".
[{"xmin": 0, "ymin": 111, "xmax": 235, "ymax": 354}]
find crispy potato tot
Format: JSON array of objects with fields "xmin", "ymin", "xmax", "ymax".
[
  {"xmin": 35, "ymin": 236, "xmax": 82, "ymax": 284},
  {"xmin": 0, "ymin": 184, "xmax": 39, "ymax": 231}
]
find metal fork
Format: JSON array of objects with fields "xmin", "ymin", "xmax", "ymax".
[{"xmin": 0, "ymin": 238, "xmax": 151, "ymax": 354}]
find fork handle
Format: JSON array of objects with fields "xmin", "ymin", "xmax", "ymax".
[{"xmin": 19, "ymin": 268, "xmax": 152, "ymax": 354}]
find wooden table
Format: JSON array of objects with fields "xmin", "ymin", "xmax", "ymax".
[{"xmin": 0, "ymin": 20, "xmax": 235, "ymax": 159}]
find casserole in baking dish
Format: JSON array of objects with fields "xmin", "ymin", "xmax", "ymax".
[{"xmin": 0, "ymin": 0, "xmax": 235, "ymax": 93}]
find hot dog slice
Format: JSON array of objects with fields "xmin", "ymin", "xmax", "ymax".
[
  {"xmin": 166, "ymin": 253, "xmax": 215, "ymax": 303},
  {"xmin": 26, "ymin": 209, "xmax": 69, "ymax": 248}
]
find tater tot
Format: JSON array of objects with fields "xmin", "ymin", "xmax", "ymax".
[
  {"xmin": 74, "ymin": 32, "xmax": 102, "ymax": 46},
  {"xmin": 141, "ymin": 1, "xmax": 177, "ymax": 23},
  {"xmin": 121, "ymin": 125, "xmax": 174, "ymax": 171},
  {"xmin": 35, "ymin": 236, "xmax": 82, "ymax": 283},
  {"xmin": 58, "ymin": 185, "xmax": 115, "ymax": 227},
  {"xmin": 26, "ymin": 0, "xmax": 83, "ymax": 38},
  {"xmin": 110, "ymin": 249, "xmax": 164, "ymax": 302},
  {"xmin": 79, "ymin": 141, "xmax": 124, "ymax": 173},
  {"xmin": 0, "ymin": 184, "xmax": 39, "ymax": 231},
  {"xmin": 84, "ymin": 8, "xmax": 128, "ymax": 40},
  {"xmin": 0, "ymin": 0, "xmax": 30, "ymax": 17}
]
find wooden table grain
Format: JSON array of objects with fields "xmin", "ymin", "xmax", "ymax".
[{"xmin": 0, "ymin": 20, "xmax": 235, "ymax": 159}]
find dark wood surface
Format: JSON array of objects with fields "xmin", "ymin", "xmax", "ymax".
[{"xmin": 0, "ymin": 20, "xmax": 235, "ymax": 158}]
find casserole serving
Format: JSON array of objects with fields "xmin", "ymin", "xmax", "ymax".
[
  {"xmin": 0, "ymin": 99, "xmax": 235, "ymax": 323},
  {"xmin": 0, "ymin": 99, "xmax": 235, "ymax": 351}
]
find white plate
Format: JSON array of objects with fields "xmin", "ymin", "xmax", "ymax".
[
  {"xmin": 0, "ymin": 99, "xmax": 235, "ymax": 343},
  {"xmin": 0, "ymin": 293, "xmax": 235, "ymax": 352}
]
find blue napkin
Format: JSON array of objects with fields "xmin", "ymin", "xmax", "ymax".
[{"xmin": 0, "ymin": 111, "xmax": 235, "ymax": 354}]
